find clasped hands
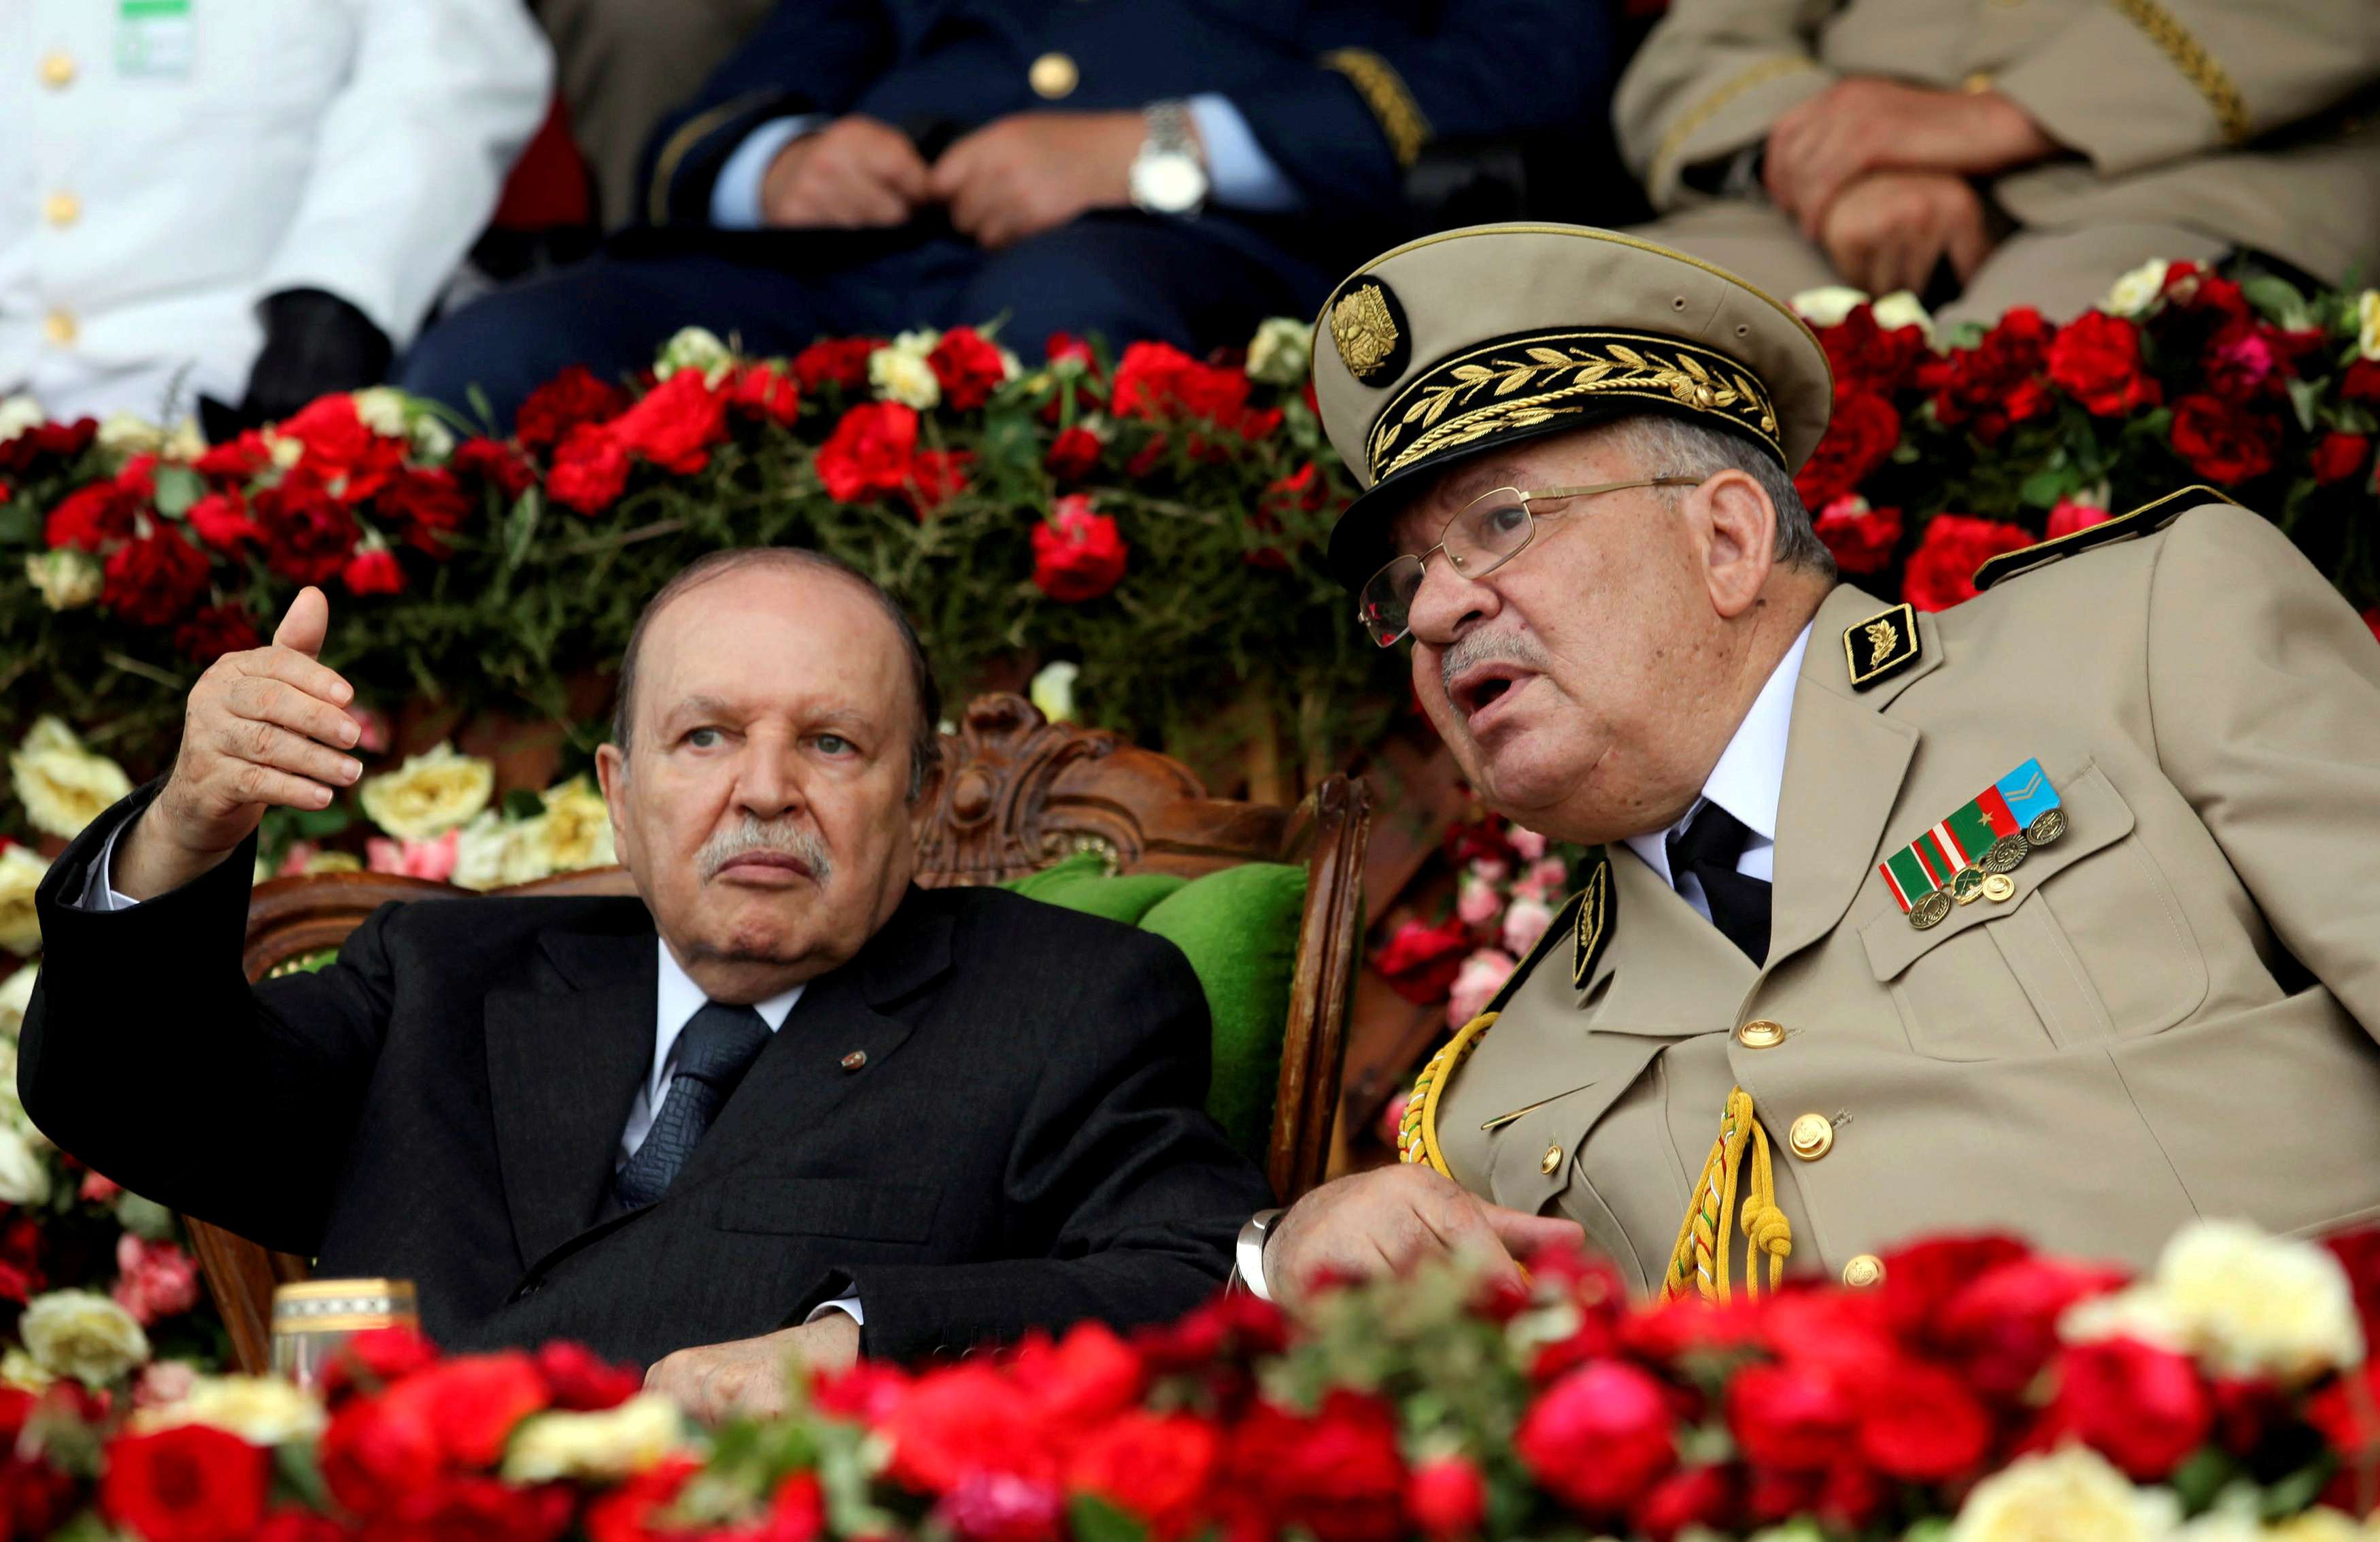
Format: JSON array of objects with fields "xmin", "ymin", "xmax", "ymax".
[
  {"xmin": 760, "ymin": 111, "xmax": 1155, "ymax": 250},
  {"xmin": 1759, "ymin": 77, "xmax": 2059, "ymax": 299}
]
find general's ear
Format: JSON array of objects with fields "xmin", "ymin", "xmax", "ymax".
[{"xmin": 1688, "ymin": 469, "xmax": 1779, "ymax": 621}]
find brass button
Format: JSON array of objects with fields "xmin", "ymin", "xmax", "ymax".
[
  {"xmin": 39, "ymin": 52, "xmax": 75, "ymax": 88},
  {"xmin": 43, "ymin": 310, "xmax": 77, "ymax": 347},
  {"xmin": 1028, "ymin": 52, "xmax": 1079, "ymax": 99},
  {"xmin": 1962, "ymin": 71, "xmax": 1995, "ymax": 95},
  {"xmin": 1982, "ymin": 873, "xmax": 2016, "ymax": 903},
  {"xmin": 1788, "ymin": 1113, "xmax": 1834, "ymax": 1160},
  {"xmin": 1842, "ymin": 1254, "xmax": 1886, "ymax": 1288},
  {"xmin": 1539, "ymin": 1143, "xmax": 1563, "ymax": 1175},
  {"xmin": 839, "ymin": 1050, "xmax": 867, "ymax": 1072},
  {"xmin": 1737, "ymin": 1019, "xmax": 1785, "ymax": 1049},
  {"xmin": 44, "ymin": 191, "xmax": 79, "ymax": 228}
]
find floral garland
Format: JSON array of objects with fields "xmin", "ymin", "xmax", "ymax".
[{"xmin": 0, "ymin": 1218, "xmax": 2377, "ymax": 1542}]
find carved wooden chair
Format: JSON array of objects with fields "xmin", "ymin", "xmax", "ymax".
[{"xmin": 193, "ymin": 692, "xmax": 1372, "ymax": 1373}]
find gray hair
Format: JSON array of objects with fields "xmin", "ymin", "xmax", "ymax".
[
  {"xmin": 612, "ymin": 548, "xmax": 943, "ymax": 802},
  {"xmin": 1599, "ymin": 414, "xmax": 1837, "ymax": 577}
]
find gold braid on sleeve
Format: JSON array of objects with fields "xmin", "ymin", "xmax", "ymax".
[
  {"xmin": 1321, "ymin": 48, "xmax": 1432, "ymax": 169},
  {"xmin": 2108, "ymin": 0, "xmax": 2251, "ymax": 144}
]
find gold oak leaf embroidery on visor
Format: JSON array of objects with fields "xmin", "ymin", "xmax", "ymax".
[{"xmin": 1369, "ymin": 333, "xmax": 1782, "ymax": 482}]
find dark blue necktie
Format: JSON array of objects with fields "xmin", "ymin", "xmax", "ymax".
[
  {"xmin": 1668, "ymin": 801, "xmax": 1772, "ymax": 966},
  {"xmin": 611, "ymin": 1001, "xmax": 772, "ymax": 1210}
]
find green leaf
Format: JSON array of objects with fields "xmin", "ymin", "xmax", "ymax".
[
  {"xmin": 2171, "ymin": 1447, "xmax": 2237, "ymax": 1513},
  {"xmin": 2241, "ymin": 273, "xmax": 2315, "ymax": 331},
  {"xmin": 2019, "ymin": 467, "xmax": 2075, "ymax": 509},
  {"xmin": 114, "ymin": 1192, "xmax": 176, "ymax": 1241},
  {"xmin": 1068, "ymin": 1494, "xmax": 1150, "ymax": 1542},
  {"xmin": 503, "ymin": 788, "xmax": 545, "ymax": 820},
  {"xmin": 0, "ymin": 501, "xmax": 35, "ymax": 545},
  {"xmin": 503, "ymin": 489, "xmax": 543, "ymax": 570},
  {"xmin": 151, "ymin": 464, "xmax": 204, "ymax": 520},
  {"xmin": 2259, "ymin": 1455, "xmax": 2340, "ymax": 1519},
  {"xmin": 2286, "ymin": 377, "xmax": 2324, "ymax": 435},
  {"xmin": 289, "ymin": 805, "xmax": 352, "ymax": 839}
]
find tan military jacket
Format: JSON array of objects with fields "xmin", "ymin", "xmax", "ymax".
[
  {"xmin": 1427, "ymin": 498, "xmax": 2380, "ymax": 1292},
  {"xmin": 1612, "ymin": 0, "xmax": 2380, "ymax": 287}
]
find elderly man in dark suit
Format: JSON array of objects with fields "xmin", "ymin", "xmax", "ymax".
[
  {"xmin": 20, "ymin": 549, "xmax": 1268, "ymax": 1420},
  {"xmin": 394, "ymin": 0, "xmax": 1620, "ymax": 426}
]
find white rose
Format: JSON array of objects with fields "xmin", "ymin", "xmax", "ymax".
[
  {"xmin": 1946, "ymin": 1446, "xmax": 2180, "ymax": 1542},
  {"xmin": 135, "ymin": 1373, "xmax": 326, "ymax": 1445},
  {"xmin": 655, "ymin": 326, "xmax": 734, "ymax": 385},
  {"xmin": 0, "ymin": 843, "xmax": 51, "ymax": 957},
  {"xmin": 24, "ymin": 549, "xmax": 103, "ymax": 611},
  {"xmin": 350, "ymin": 387, "xmax": 409, "ymax": 438},
  {"xmin": 1790, "ymin": 285, "xmax": 1871, "ymax": 327},
  {"xmin": 2153, "ymin": 1219, "xmax": 2363, "ymax": 1381},
  {"xmin": 2264, "ymin": 1509, "xmax": 2373, "ymax": 1541},
  {"xmin": 495, "ymin": 822, "xmax": 556, "ymax": 888},
  {"xmin": 358, "ymin": 742, "xmax": 495, "ymax": 842},
  {"xmin": 96, "ymin": 410, "xmax": 164, "ymax": 465},
  {"xmin": 21, "ymin": 1289, "xmax": 150, "ymax": 1385},
  {"xmin": 265, "ymin": 433, "xmax": 305, "ymax": 470},
  {"xmin": 1029, "ymin": 660, "xmax": 1080, "ymax": 724},
  {"xmin": 0, "ymin": 1350, "xmax": 52, "ymax": 1392},
  {"xmin": 0, "ymin": 1043, "xmax": 44, "ymax": 1153},
  {"xmin": 0, "ymin": 395, "xmax": 45, "ymax": 446},
  {"xmin": 2358, "ymin": 290, "xmax": 2380, "ymax": 363},
  {"xmin": 2061, "ymin": 1285, "xmax": 2188, "ymax": 1354},
  {"xmin": 0, "ymin": 963, "xmax": 34, "ymax": 1040},
  {"xmin": 2174, "ymin": 1509, "xmax": 2262, "ymax": 1542},
  {"xmin": 161, "ymin": 419, "xmax": 206, "ymax": 464},
  {"xmin": 12, "ymin": 716, "xmax": 134, "ymax": 840},
  {"xmin": 1246, "ymin": 316, "xmax": 1312, "ymax": 386},
  {"xmin": 1869, "ymin": 290, "xmax": 1936, "ymax": 339},
  {"xmin": 502, "ymin": 1394, "xmax": 692, "ymax": 1483},
  {"xmin": 0, "ymin": 1126, "xmax": 49, "ymax": 1206},
  {"xmin": 870, "ymin": 338, "xmax": 942, "ymax": 410},
  {"xmin": 409, "ymin": 415, "xmax": 455, "ymax": 463},
  {"xmin": 2105, "ymin": 259, "xmax": 2173, "ymax": 318},
  {"xmin": 451, "ymin": 810, "xmax": 515, "ymax": 892}
]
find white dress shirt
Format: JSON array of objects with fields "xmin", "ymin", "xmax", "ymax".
[{"xmin": 1620, "ymin": 622, "xmax": 1812, "ymax": 921}]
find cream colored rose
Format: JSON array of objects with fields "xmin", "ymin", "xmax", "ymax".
[
  {"xmin": 0, "ymin": 844, "xmax": 49, "ymax": 956},
  {"xmin": 2105, "ymin": 259, "xmax": 2173, "ymax": 318},
  {"xmin": 2264, "ymin": 1509, "xmax": 2372, "ymax": 1542},
  {"xmin": 25, "ymin": 549, "xmax": 104, "ymax": 611},
  {"xmin": 1030, "ymin": 660, "xmax": 1080, "ymax": 724},
  {"xmin": 350, "ymin": 388, "xmax": 409, "ymax": 438},
  {"xmin": 534, "ymin": 776, "xmax": 615, "ymax": 873},
  {"xmin": 2154, "ymin": 1219, "xmax": 2363, "ymax": 1381},
  {"xmin": 0, "ymin": 1349, "xmax": 52, "ymax": 1392},
  {"xmin": 1947, "ymin": 1446, "xmax": 2179, "ymax": 1542},
  {"xmin": 1790, "ymin": 286, "xmax": 1870, "ymax": 327},
  {"xmin": 451, "ymin": 810, "xmax": 515, "ymax": 892},
  {"xmin": 358, "ymin": 742, "xmax": 495, "ymax": 842},
  {"xmin": 871, "ymin": 330, "xmax": 943, "ymax": 411},
  {"xmin": 656, "ymin": 326, "xmax": 734, "ymax": 385},
  {"xmin": 1246, "ymin": 316, "xmax": 1312, "ymax": 386},
  {"xmin": 135, "ymin": 1373, "xmax": 326, "ymax": 1445},
  {"xmin": 161, "ymin": 419, "xmax": 205, "ymax": 464},
  {"xmin": 22, "ymin": 1289, "xmax": 150, "ymax": 1385},
  {"xmin": 12, "ymin": 716, "xmax": 135, "ymax": 840},
  {"xmin": 0, "ymin": 962, "xmax": 35, "ymax": 1040},
  {"xmin": 502, "ymin": 1394, "xmax": 693, "ymax": 1482},
  {"xmin": 0, "ymin": 395, "xmax": 45, "ymax": 446},
  {"xmin": 2358, "ymin": 290, "xmax": 2380, "ymax": 363},
  {"xmin": 409, "ymin": 415, "xmax": 455, "ymax": 463},
  {"xmin": 265, "ymin": 433, "xmax": 305, "ymax": 471},
  {"xmin": 0, "ymin": 1125, "xmax": 50, "ymax": 1205},
  {"xmin": 1870, "ymin": 290, "xmax": 1936, "ymax": 339},
  {"xmin": 97, "ymin": 410, "xmax": 164, "ymax": 466}
]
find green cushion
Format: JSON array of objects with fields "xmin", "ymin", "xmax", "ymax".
[{"xmin": 1000, "ymin": 854, "xmax": 1308, "ymax": 1165}]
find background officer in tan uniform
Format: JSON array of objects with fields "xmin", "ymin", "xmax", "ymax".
[
  {"xmin": 1611, "ymin": 0, "xmax": 2380, "ymax": 323},
  {"xmin": 1240, "ymin": 223, "xmax": 2380, "ymax": 1305}
]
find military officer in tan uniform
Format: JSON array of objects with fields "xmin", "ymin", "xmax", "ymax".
[
  {"xmin": 1610, "ymin": 0, "xmax": 2380, "ymax": 323},
  {"xmin": 1235, "ymin": 223, "xmax": 2380, "ymax": 1306}
]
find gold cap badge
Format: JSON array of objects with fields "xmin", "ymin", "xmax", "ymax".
[{"xmin": 1329, "ymin": 279, "xmax": 1408, "ymax": 386}]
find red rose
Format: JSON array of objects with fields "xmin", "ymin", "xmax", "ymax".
[
  {"xmin": 2169, "ymin": 392, "xmax": 2280, "ymax": 484},
  {"xmin": 532, "ymin": 1341, "xmax": 641, "ymax": 1411},
  {"xmin": 1631, "ymin": 1464, "xmax": 1736, "ymax": 1542},
  {"xmin": 516, "ymin": 365, "xmax": 628, "ymax": 453},
  {"xmin": 611, "ymin": 369, "xmax": 729, "ymax": 475},
  {"xmin": 2312, "ymin": 431, "xmax": 2371, "ymax": 486},
  {"xmin": 817, "ymin": 402, "xmax": 923, "ymax": 502},
  {"xmin": 1920, "ymin": 307, "xmax": 2055, "ymax": 443},
  {"xmin": 403, "ymin": 1353, "xmax": 554, "ymax": 1466},
  {"xmin": 2343, "ymin": 359, "xmax": 2380, "ymax": 405},
  {"xmin": 0, "ymin": 1215, "xmax": 48, "ymax": 1303},
  {"xmin": 1516, "ymin": 1360, "xmax": 1677, "ymax": 1518},
  {"xmin": 0, "ymin": 415, "xmax": 96, "ymax": 475},
  {"xmin": 1727, "ymin": 1361, "xmax": 1856, "ymax": 1473},
  {"xmin": 908, "ymin": 448, "xmax": 972, "ymax": 515},
  {"xmin": 943, "ymin": 1473, "xmax": 1065, "ymax": 1542},
  {"xmin": 2327, "ymin": 1227, "xmax": 2380, "ymax": 1350},
  {"xmin": 2045, "ymin": 499, "xmax": 2111, "ymax": 539},
  {"xmin": 186, "ymin": 491, "xmax": 263, "ymax": 552},
  {"xmin": 1404, "ymin": 1457, "xmax": 1486, "ymax": 1540},
  {"xmin": 2055, "ymin": 1337, "xmax": 2213, "ymax": 1480},
  {"xmin": 1111, "ymin": 342, "xmax": 1270, "ymax": 438},
  {"xmin": 1009, "ymin": 1322, "xmax": 1143, "ymax": 1435},
  {"xmin": 192, "ymin": 431, "xmax": 273, "ymax": 487},
  {"xmin": 1818, "ymin": 305, "xmax": 1928, "ymax": 396},
  {"xmin": 318, "ymin": 1326, "xmax": 440, "ymax": 1407},
  {"xmin": 252, "ymin": 469, "xmax": 359, "ymax": 583},
  {"xmin": 103, "ymin": 524, "xmax": 209, "ymax": 627},
  {"xmin": 1875, "ymin": 1233, "xmax": 2040, "ymax": 1339},
  {"xmin": 449, "ymin": 437, "xmax": 537, "ymax": 500},
  {"xmin": 1812, "ymin": 496, "xmax": 1901, "ymax": 575},
  {"xmin": 792, "ymin": 337, "xmax": 884, "ymax": 395},
  {"xmin": 1045, "ymin": 426, "xmax": 1102, "ymax": 483},
  {"xmin": 767, "ymin": 1471, "xmax": 828, "ymax": 1542},
  {"xmin": 374, "ymin": 467, "xmax": 471, "ymax": 554},
  {"xmin": 2309, "ymin": 1360, "xmax": 2380, "ymax": 1467},
  {"xmin": 1901, "ymin": 514, "xmax": 2033, "ymax": 612},
  {"xmin": 930, "ymin": 326, "xmax": 1011, "ymax": 412},
  {"xmin": 278, "ymin": 395, "xmax": 403, "ymax": 500},
  {"xmin": 812, "ymin": 1361, "xmax": 913, "ymax": 1424},
  {"xmin": 885, "ymin": 1367, "xmax": 1054, "ymax": 1493},
  {"xmin": 174, "ymin": 604, "xmax": 261, "ymax": 665},
  {"xmin": 1045, "ymin": 333, "xmax": 1097, "ymax": 371},
  {"xmin": 369, "ymin": 1474, "xmax": 573, "ymax": 1542},
  {"xmin": 1794, "ymin": 389, "xmax": 1900, "ymax": 508},
  {"xmin": 2047, "ymin": 311, "xmax": 2160, "ymax": 416},
  {"xmin": 1934, "ymin": 1256, "xmax": 2128, "ymax": 1398},
  {"xmin": 44, "ymin": 480, "xmax": 141, "ymax": 551},
  {"xmin": 101, "ymin": 1424, "xmax": 270, "ymax": 1542},
  {"xmin": 1372, "ymin": 914, "xmax": 1473, "ymax": 1005},
  {"xmin": 2202, "ymin": 322, "xmax": 2282, "ymax": 403},
  {"xmin": 251, "ymin": 1509, "xmax": 349, "ymax": 1542},
  {"xmin": 1228, "ymin": 1392, "xmax": 1405, "ymax": 1542},
  {"xmin": 1857, "ymin": 1359, "xmax": 1991, "ymax": 1481},
  {"xmin": 547, "ymin": 424, "xmax": 632, "ymax": 516},
  {"xmin": 1066, "ymin": 1412, "xmax": 1219, "ymax": 1540},
  {"xmin": 730, "ymin": 363, "xmax": 802, "ymax": 427},
  {"xmin": 342, "ymin": 546, "xmax": 405, "ymax": 597},
  {"xmin": 1030, "ymin": 495, "xmax": 1126, "ymax": 602}
]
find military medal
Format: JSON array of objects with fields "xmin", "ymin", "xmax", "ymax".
[{"xmin": 1877, "ymin": 759, "xmax": 2064, "ymax": 930}]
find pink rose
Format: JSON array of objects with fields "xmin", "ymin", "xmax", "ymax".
[
  {"xmin": 1446, "ymin": 948, "xmax": 1517, "ymax": 1028},
  {"xmin": 365, "ymin": 828, "xmax": 460, "ymax": 882},
  {"xmin": 275, "ymin": 841, "xmax": 320, "ymax": 877},
  {"xmin": 347, "ymin": 706, "xmax": 393, "ymax": 756},
  {"xmin": 1468, "ymin": 857, "xmax": 1509, "ymax": 886},
  {"xmin": 1508, "ymin": 828, "xmax": 1548, "ymax": 862},
  {"xmin": 2045, "ymin": 499, "xmax": 2111, "ymax": 539},
  {"xmin": 79, "ymin": 1170, "xmax": 124, "ymax": 1204},
  {"xmin": 112, "ymin": 1235, "xmax": 201, "ymax": 1325},
  {"xmin": 1455, "ymin": 878, "xmax": 1503, "ymax": 928},
  {"xmin": 1501, "ymin": 896, "xmax": 1556, "ymax": 957},
  {"xmin": 135, "ymin": 1360, "xmax": 199, "ymax": 1410}
]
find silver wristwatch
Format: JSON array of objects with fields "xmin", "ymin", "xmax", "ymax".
[
  {"xmin": 1130, "ymin": 99, "xmax": 1209, "ymax": 216},
  {"xmin": 1234, "ymin": 1207, "xmax": 1283, "ymax": 1301}
]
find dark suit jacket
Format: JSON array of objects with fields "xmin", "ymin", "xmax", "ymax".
[
  {"xmin": 20, "ymin": 792, "xmax": 1272, "ymax": 1368},
  {"xmin": 638, "ymin": 0, "xmax": 1618, "ymax": 252}
]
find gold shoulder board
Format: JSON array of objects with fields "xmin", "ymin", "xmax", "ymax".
[{"xmin": 1972, "ymin": 484, "xmax": 2241, "ymax": 592}]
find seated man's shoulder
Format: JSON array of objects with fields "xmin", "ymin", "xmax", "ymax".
[
  {"xmin": 928, "ymin": 883, "xmax": 1185, "ymax": 974},
  {"xmin": 363, "ymin": 891, "xmax": 655, "ymax": 966}
]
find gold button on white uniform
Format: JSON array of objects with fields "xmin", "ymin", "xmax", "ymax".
[
  {"xmin": 43, "ymin": 310, "xmax": 78, "ymax": 347},
  {"xmin": 1842, "ymin": 1254, "xmax": 1886, "ymax": 1288},
  {"xmin": 1962, "ymin": 71, "xmax": 1996, "ymax": 95},
  {"xmin": 1737, "ymin": 1019, "xmax": 1785, "ymax": 1049},
  {"xmin": 1540, "ymin": 1143, "xmax": 1563, "ymax": 1175},
  {"xmin": 1788, "ymin": 1113, "xmax": 1833, "ymax": 1160},
  {"xmin": 1029, "ymin": 52, "xmax": 1079, "ymax": 99},
  {"xmin": 40, "ymin": 52, "xmax": 76, "ymax": 88},
  {"xmin": 44, "ymin": 191, "xmax": 80, "ymax": 228}
]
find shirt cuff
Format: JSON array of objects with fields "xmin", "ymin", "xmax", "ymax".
[
  {"xmin": 709, "ymin": 115, "xmax": 824, "ymax": 229},
  {"xmin": 1187, "ymin": 95, "xmax": 1301, "ymax": 214},
  {"xmin": 74, "ymin": 814, "xmax": 141, "ymax": 913},
  {"xmin": 805, "ymin": 1294, "xmax": 864, "ymax": 1326}
]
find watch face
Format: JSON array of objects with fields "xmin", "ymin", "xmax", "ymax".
[{"xmin": 1133, "ymin": 153, "xmax": 1207, "ymax": 214}]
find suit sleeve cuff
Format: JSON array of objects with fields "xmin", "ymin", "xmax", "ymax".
[
  {"xmin": 74, "ymin": 812, "xmax": 142, "ymax": 912},
  {"xmin": 804, "ymin": 1294, "xmax": 864, "ymax": 1326},
  {"xmin": 1187, "ymin": 95, "xmax": 1302, "ymax": 213},
  {"xmin": 708, "ymin": 114, "xmax": 823, "ymax": 229}
]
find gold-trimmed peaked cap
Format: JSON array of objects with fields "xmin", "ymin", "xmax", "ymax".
[{"xmin": 1312, "ymin": 224, "xmax": 1835, "ymax": 587}]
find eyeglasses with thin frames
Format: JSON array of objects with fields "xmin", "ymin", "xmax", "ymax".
[{"xmin": 1356, "ymin": 477, "xmax": 1705, "ymax": 647}]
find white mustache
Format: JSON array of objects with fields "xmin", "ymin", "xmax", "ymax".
[
  {"xmin": 698, "ymin": 816, "xmax": 834, "ymax": 883},
  {"xmin": 1440, "ymin": 628, "xmax": 1554, "ymax": 697}
]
